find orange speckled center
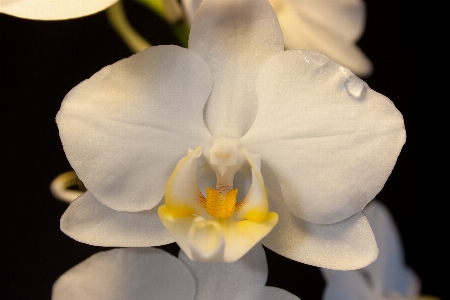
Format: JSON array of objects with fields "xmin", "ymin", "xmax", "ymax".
[{"xmin": 205, "ymin": 187, "xmax": 238, "ymax": 219}]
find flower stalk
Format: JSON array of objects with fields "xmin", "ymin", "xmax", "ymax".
[{"xmin": 106, "ymin": 0, "xmax": 152, "ymax": 53}]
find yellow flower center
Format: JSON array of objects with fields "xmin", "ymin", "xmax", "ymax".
[
  {"xmin": 158, "ymin": 146, "xmax": 278, "ymax": 262},
  {"xmin": 205, "ymin": 187, "xmax": 238, "ymax": 219}
]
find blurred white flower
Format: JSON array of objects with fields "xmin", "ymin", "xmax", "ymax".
[
  {"xmin": 321, "ymin": 200, "xmax": 438, "ymax": 300},
  {"xmin": 0, "ymin": 0, "xmax": 118, "ymax": 20},
  {"xmin": 182, "ymin": 0, "xmax": 372, "ymax": 76},
  {"xmin": 52, "ymin": 244, "xmax": 300, "ymax": 300},
  {"xmin": 57, "ymin": 0, "xmax": 405, "ymax": 267}
]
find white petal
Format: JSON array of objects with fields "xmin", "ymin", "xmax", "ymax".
[
  {"xmin": 234, "ymin": 150, "xmax": 269, "ymax": 222},
  {"xmin": 189, "ymin": 0, "xmax": 284, "ymax": 137},
  {"xmin": 262, "ymin": 188, "xmax": 378, "ymax": 270},
  {"xmin": 321, "ymin": 270, "xmax": 373, "ymax": 300},
  {"xmin": 281, "ymin": 0, "xmax": 366, "ymax": 42},
  {"xmin": 57, "ymin": 45, "xmax": 213, "ymax": 212},
  {"xmin": 275, "ymin": 8, "xmax": 371, "ymax": 76},
  {"xmin": 60, "ymin": 191, "xmax": 174, "ymax": 247},
  {"xmin": 178, "ymin": 244, "xmax": 268, "ymax": 300},
  {"xmin": 165, "ymin": 147, "xmax": 208, "ymax": 217},
  {"xmin": 243, "ymin": 50, "xmax": 405, "ymax": 224},
  {"xmin": 0, "ymin": 0, "xmax": 117, "ymax": 20},
  {"xmin": 236, "ymin": 286, "xmax": 300, "ymax": 300},
  {"xmin": 363, "ymin": 200, "xmax": 421, "ymax": 296},
  {"xmin": 52, "ymin": 247, "xmax": 196, "ymax": 300}
]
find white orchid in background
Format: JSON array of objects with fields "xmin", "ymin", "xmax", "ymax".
[
  {"xmin": 321, "ymin": 200, "xmax": 439, "ymax": 300},
  {"xmin": 0, "ymin": 0, "xmax": 184, "ymax": 52},
  {"xmin": 2, "ymin": 0, "xmax": 372, "ymax": 76},
  {"xmin": 52, "ymin": 244, "xmax": 300, "ymax": 300},
  {"xmin": 57, "ymin": 0, "xmax": 405, "ymax": 266},
  {"xmin": 0, "ymin": 0, "xmax": 118, "ymax": 20},
  {"xmin": 182, "ymin": 0, "xmax": 372, "ymax": 76}
]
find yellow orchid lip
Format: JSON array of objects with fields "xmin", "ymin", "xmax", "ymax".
[{"xmin": 158, "ymin": 146, "xmax": 278, "ymax": 262}]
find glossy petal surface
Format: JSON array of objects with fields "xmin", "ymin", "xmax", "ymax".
[
  {"xmin": 52, "ymin": 248, "xmax": 196, "ymax": 300},
  {"xmin": 243, "ymin": 50, "xmax": 405, "ymax": 224},
  {"xmin": 178, "ymin": 243, "xmax": 268, "ymax": 300},
  {"xmin": 57, "ymin": 45, "xmax": 213, "ymax": 212},
  {"xmin": 61, "ymin": 192, "xmax": 174, "ymax": 247},
  {"xmin": 189, "ymin": 0, "xmax": 284, "ymax": 137},
  {"xmin": 262, "ymin": 188, "xmax": 378, "ymax": 270},
  {"xmin": 0, "ymin": 0, "xmax": 117, "ymax": 20}
]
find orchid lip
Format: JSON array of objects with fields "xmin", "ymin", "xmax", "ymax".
[{"xmin": 158, "ymin": 145, "xmax": 278, "ymax": 262}]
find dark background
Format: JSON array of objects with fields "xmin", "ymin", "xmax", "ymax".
[{"xmin": 2, "ymin": 1, "xmax": 444, "ymax": 299}]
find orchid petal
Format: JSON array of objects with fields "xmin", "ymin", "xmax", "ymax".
[
  {"xmin": 274, "ymin": 5, "xmax": 371, "ymax": 76},
  {"xmin": 363, "ymin": 200, "xmax": 421, "ymax": 296},
  {"xmin": 189, "ymin": 0, "xmax": 284, "ymax": 137},
  {"xmin": 60, "ymin": 191, "xmax": 174, "ymax": 247},
  {"xmin": 178, "ymin": 243, "xmax": 268, "ymax": 300},
  {"xmin": 234, "ymin": 150, "xmax": 269, "ymax": 222},
  {"xmin": 0, "ymin": 0, "xmax": 117, "ymax": 20},
  {"xmin": 262, "ymin": 188, "xmax": 378, "ymax": 270},
  {"xmin": 236, "ymin": 286, "xmax": 300, "ymax": 300},
  {"xmin": 243, "ymin": 50, "xmax": 405, "ymax": 224},
  {"xmin": 164, "ymin": 146, "xmax": 208, "ymax": 218},
  {"xmin": 57, "ymin": 45, "xmax": 213, "ymax": 212},
  {"xmin": 322, "ymin": 271, "xmax": 373, "ymax": 300},
  {"xmin": 52, "ymin": 248, "xmax": 196, "ymax": 300},
  {"xmin": 280, "ymin": 0, "xmax": 365, "ymax": 42},
  {"xmin": 219, "ymin": 213, "xmax": 278, "ymax": 262}
]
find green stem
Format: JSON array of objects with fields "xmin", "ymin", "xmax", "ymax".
[
  {"xmin": 170, "ymin": 21, "xmax": 190, "ymax": 48},
  {"xmin": 106, "ymin": 0, "xmax": 152, "ymax": 53},
  {"xmin": 134, "ymin": 0, "xmax": 165, "ymax": 20},
  {"xmin": 133, "ymin": 0, "xmax": 190, "ymax": 47}
]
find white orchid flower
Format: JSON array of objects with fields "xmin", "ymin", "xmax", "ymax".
[
  {"xmin": 52, "ymin": 244, "xmax": 300, "ymax": 300},
  {"xmin": 321, "ymin": 200, "xmax": 438, "ymax": 300},
  {"xmin": 181, "ymin": 0, "xmax": 372, "ymax": 76},
  {"xmin": 0, "ymin": 0, "xmax": 118, "ymax": 20},
  {"xmin": 57, "ymin": 0, "xmax": 405, "ymax": 267}
]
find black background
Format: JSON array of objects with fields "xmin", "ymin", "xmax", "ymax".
[{"xmin": 2, "ymin": 1, "xmax": 444, "ymax": 299}]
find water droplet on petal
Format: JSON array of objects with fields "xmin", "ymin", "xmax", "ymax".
[
  {"xmin": 303, "ymin": 51, "xmax": 328, "ymax": 65},
  {"xmin": 346, "ymin": 76, "xmax": 365, "ymax": 97},
  {"xmin": 340, "ymin": 66, "xmax": 365, "ymax": 97}
]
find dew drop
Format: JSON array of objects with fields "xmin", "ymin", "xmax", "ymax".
[
  {"xmin": 346, "ymin": 76, "xmax": 365, "ymax": 97},
  {"xmin": 340, "ymin": 66, "xmax": 365, "ymax": 98},
  {"xmin": 303, "ymin": 51, "xmax": 328, "ymax": 65}
]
